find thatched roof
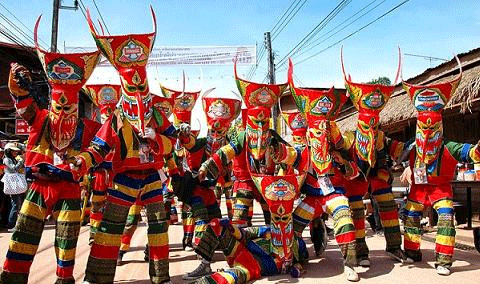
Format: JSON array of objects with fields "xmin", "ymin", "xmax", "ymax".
[{"xmin": 337, "ymin": 47, "xmax": 480, "ymax": 132}]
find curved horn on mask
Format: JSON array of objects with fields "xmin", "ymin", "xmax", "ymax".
[
  {"xmin": 287, "ymin": 58, "xmax": 295, "ymax": 89},
  {"xmin": 86, "ymin": 9, "xmax": 99, "ymax": 36},
  {"xmin": 394, "ymin": 46, "xmax": 402, "ymax": 85},
  {"xmin": 34, "ymin": 15, "xmax": 48, "ymax": 53},
  {"xmin": 453, "ymin": 52, "xmax": 463, "ymax": 80},
  {"xmin": 340, "ymin": 46, "xmax": 351, "ymax": 83},
  {"xmin": 149, "ymin": 5, "xmax": 157, "ymax": 46}
]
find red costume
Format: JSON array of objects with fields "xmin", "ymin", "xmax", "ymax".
[{"xmin": 0, "ymin": 15, "xmax": 100, "ymax": 284}]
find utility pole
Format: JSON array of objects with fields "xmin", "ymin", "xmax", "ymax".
[
  {"xmin": 265, "ymin": 31, "xmax": 281, "ymax": 132},
  {"xmin": 51, "ymin": 0, "xmax": 60, "ymax": 52},
  {"xmin": 51, "ymin": 0, "xmax": 78, "ymax": 52}
]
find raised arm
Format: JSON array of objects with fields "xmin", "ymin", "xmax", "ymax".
[
  {"xmin": 444, "ymin": 140, "xmax": 480, "ymax": 163},
  {"xmin": 8, "ymin": 63, "xmax": 41, "ymax": 125}
]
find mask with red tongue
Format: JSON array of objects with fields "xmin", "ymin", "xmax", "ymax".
[
  {"xmin": 341, "ymin": 48, "xmax": 401, "ymax": 167},
  {"xmin": 234, "ymin": 61, "xmax": 288, "ymax": 160},
  {"xmin": 403, "ymin": 55, "xmax": 462, "ymax": 165},
  {"xmin": 84, "ymin": 84, "xmax": 121, "ymax": 123},
  {"xmin": 34, "ymin": 16, "xmax": 100, "ymax": 151},
  {"xmin": 288, "ymin": 59, "xmax": 347, "ymax": 175},
  {"xmin": 202, "ymin": 89, "xmax": 241, "ymax": 154},
  {"xmin": 86, "ymin": 7, "xmax": 156, "ymax": 136}
]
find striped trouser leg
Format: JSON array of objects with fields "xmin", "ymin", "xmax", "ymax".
[
  {"xmin": 259, "ymin": 198, "xmax": 271, "ymax": 226},
  {"xmin": 192, "ymin": 186, "xmax": 222, "ymax": 261},
  {"xmin": 53, "ymin": 197, "xmax": 82, "ymax": 283},
  {"xmin": 433, "ymin": 198, "xmax": 455, "ymax": 268},
  {"xmin": 293, "ymin": 196, "xmax": 317, "ymax": 235},
  {"xmin": 348, "ymin": 195, "xmax": 368, "ymax": 258},
  {"xmin": 232, "ymin": 182, "xmax": 255, "ymax": 228},
  {"xmin": 371, "ymin": 186, "xmax": 402, "ymax": 251},
  {"xmin": 224, "ymin": 182, "xmax": 234, "ymax": 220},
  {"xmin": 325, "ymin": 194, "xmax": 357, "ymax": 266},
  {"xmin": 120, "ymin": 202, "xmax": 142, "ymax": 252},
  {"xmin": 195, "ymin": 267, "xmax": 250, "ymax": 284},
  {"xmin": 1, "ymin": 184, "xmax": 47, "ymax": 284},
  {"xmin": 141, "ymin": 174, "xmax": 170, "ymax": 284},
  {"xmin": 181, "ymin": 203, "xmax": 194, "ymax": 247},
  {"xmin": 89, "ymin": 189, "xmax": 107, "ymax": 242},
  {"xmin": 84, "ymin": 174, "xmax": 137, "ymax": 283},
  {"xmin": 403, "ymin": 199, "xmax": 424, "ymax": 260}
]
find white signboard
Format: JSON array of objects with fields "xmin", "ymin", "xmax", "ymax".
[{"xmin": 66, "ymin": 45, "xmax": 256, "ymax": 66}]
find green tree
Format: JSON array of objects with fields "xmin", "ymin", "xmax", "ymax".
[{"xmin": 368, "ymin": 76, "xmax": 391, "ymax": 85}]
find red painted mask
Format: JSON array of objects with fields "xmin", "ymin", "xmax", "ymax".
[
  {"xmin": 84, "ymin": 84, "xmax": 121, "ymax": 123},
  {"xmin": 35, "ymin": 16, "xmax": 100, "ymax": 151},
  {"xmin": 235, "ymin": 62, "xmax": 287, "ymax": 160},
  {"xmin": 87, "ymin": 7, "xmax": 156, "ymax": 136},
  {"xmin": 152, "ymin": 94, "xmax": 174, "ymax": 118},
  {"xmin": 288, "ymin": 59, "xmax": 347, "ymax": 175},
  {"xmin": 160, "ymin": 79, "xmax": 200, "ymax": 127},
  {"xmin": 403, "ymin": 57, "xmax": 462, "ymax": 165},
  {"xmin": 341, "ymin": 48, "xmax": 400, "ymax": 167},
  {"xmin": 280, "ymin": 93, "xmax": 308, "ymax": 146}
]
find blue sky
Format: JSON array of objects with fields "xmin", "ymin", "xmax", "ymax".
[{"xmin": 1, "ymin": 0, "xmax": 479, "ymax": 132}]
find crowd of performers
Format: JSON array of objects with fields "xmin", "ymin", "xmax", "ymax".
[{"xmin": 1, "ymin": 7, "xmax": 480, "ymax": 284}]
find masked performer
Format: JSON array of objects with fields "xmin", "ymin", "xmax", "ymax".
[
  {"xmin": 341, "ymin": 49, "xmax": 411, "ymax": 266},
  {"xmin": 83, "ymin": 84, "xmax": 121, "ymax": 242},
  {"xmin": 0, "ymin": 16, "xmax": 100, "ymax": 284},
  {"xmin": 402, "ymin": 58, "xmax": 480, "ymax": 275},
  {"xmin": 195, "ymin": 82, "xmax": 310, "ymax": 283},
  {"xmin": 178, "ymin": 90, "xmax": 241, "ymax": 280},
  {"xmin": 160, "ymin": 80, "xmax": 201, "ymax": 250},
  {"xmin": 280, "ymin": 90, "xmax": 330, "ymax": 258},
  {"xmin": 272, "ymin": 60, "xmax": 359, "ymax": 281},
  {"xmin": 75, "ymin": 9, "xmax": 178, "ymax": 284}
]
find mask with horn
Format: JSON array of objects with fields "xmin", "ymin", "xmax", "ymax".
[
  {"xmin": 279, "ymin": 90, "xmax": 308, "ymax": 147},
  {"xmin": 35, "ymin": 15, "xmax": 100, "ymax": 151},
  {"xmin": 341, "ymin": 48, "xmax": 401, "ymax": 167},
  {"xmin": 234, "ymin": 62, "xmax": 288, "ymax": 160},
  {"xmin": 403, "ymin": 54, "xmax": 462, "ymax": 166},
  {"xmin": 160, "ymin": 72, "xmax": 200, "ymax": 127},
  {"xmin": 289, "ymin": 59, "xmax": 347, "ymax": 176},
  {"xmin": 83, "ymin": 84, "xmax": 121, "ymax": 123},
  {"xmin": 152, "ymin": 93, "xmax": 174, "ymax": 118},
  {"xmin": 202, "ymin": 89, "xmax": 241, "ymax": 155},
  {"xmin": 86, "ymin": 7, "xmax": 156, "ymax": 136}
]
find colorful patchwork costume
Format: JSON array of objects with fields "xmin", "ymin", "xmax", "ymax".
[
  {"xmin": 83, "ymin": 84, "xmax": 121, "ymax": 242},
  {"xmin": 401, "ymin": 58, "xmax": 480, "ymax": 275},
  {"xmin": 274, "ymin": 60, "xmax": 359, "ymax": 281},
  {"xmin": 179, "ymin": 90, "xmax": 241, "ymax": 279},
  {"xmin": 0, "ymin": 16, "xmax": 100, "ymax": 284},
  {"xmin": 340, "ymin": 50, "xmax": 410, "ymax": 265},
  {"xmin": 77, "ymin": 8, "xmax": 178, "ymax": 284}
]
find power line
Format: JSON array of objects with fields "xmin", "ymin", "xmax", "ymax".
[
  {"xmin": 272, "ymin": 0, "xmax": 308, "ymax": 41},
  {"xmin": 293, "ymin": 0, "xmax": 385, "ymax": 60},
  {"xmin": 275, "ymin": 0, "xmax": 352, "ymax": 69},
  {"xmin": 0, "ymin": 12, "xmax": 35, "ymax": 46},
  {"xmin": 271, "ymin": 0, "xmax": 301, "ymax": 35},
  {"xmin": 283, "ymin": 0, "xmax": 411, "ymax": 70},
  {"xmin": 92, "ymin": 0, "xmax": 110, "ymax": 35},
  {"xmin": 0, "ymin": 2, "xmax": 50, "ymax": 48},
  {"xmin": 77, "ymin": 0, "xmax": 89, "ymax": 21}
]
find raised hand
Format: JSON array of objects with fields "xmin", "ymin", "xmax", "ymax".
[{"xmin": 9, "ymin": 63, "xmax": 31, "ymax": 97}]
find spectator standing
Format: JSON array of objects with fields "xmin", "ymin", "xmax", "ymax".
[{"xmin": 1, "ymin": 143, "xmax": 27, "ymax": 230}]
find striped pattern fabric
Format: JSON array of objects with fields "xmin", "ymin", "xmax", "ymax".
[
  {"xmin": 404, "ymin": 198, "xmax": 456, "ymax": 267},
  {"xmin": 232, "ymin": 180, "xmax": 271, "ymax": 228},
  {"xmin": 214, "ymin": 180, "xmax": 234, "ymax": 219},
  {"xmin": 191, "ymin": 186, "xmax": 222, "ymax": 261},
  {"xmin": 84, "ymin": 171, "xmax": 169, "ymax": 284},
  {"xmin": 345, "ymin": 176, "xmax": 402, "ymax": 258},
  {"xmin": 89, "ymin": 169, "xmax": 111, "ymax": 242},
  {"xmin": 181, "ymin": 203, "xmax": 195, "ymax": 248},
  {"xmin": 1, "ymin": 180, "xmax": 81, "ymax": 284},
  {"xmin": 120, "ymin": 201, "xmax": 143, "ymax": 252},
  {"xmin": 293, "ymin": 194, "xmax": 357, "ymax": 266}
]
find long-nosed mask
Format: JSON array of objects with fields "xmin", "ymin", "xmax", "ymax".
[
  {"xmin": 235, "ymin": 62, "xmax": 287, "ymax": 160},
  {"xmin": 86, "ymin": 7, "xmax": 156, "ymax": 136},
  {"xmin": 403, "ymin": 56, "xmax": 462, "ymax": 165},
  {"xmin": 288, "ymin": 59, "xmax": 347, "ymax": 175},
  {"xmin": 341, "ymin": 48, "xmax": 400, "ymax": 167},
  {"xmin": 34, "ymin": 16, "xmax": 100, "ymax": 151},
  {"xmin": 250, "ymin": 165, "xmax": 307, "ymax": 267},
  {"xmin": 203, "ymin": 90, "xmax": 241, "ymax": 155},
  {"xmin": 84, "ymin": 84, "xmax": 121, "ymax": 123}
]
